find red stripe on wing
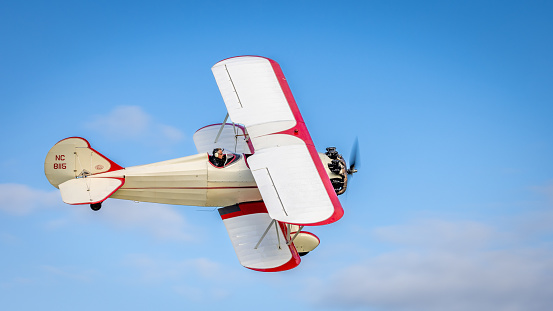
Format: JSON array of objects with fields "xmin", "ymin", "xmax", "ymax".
[{"xmin": 266, "ymin": 59, "xmax": 344, "ymax": 226}]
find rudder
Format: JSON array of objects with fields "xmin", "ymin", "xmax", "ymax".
[{"xmin": 44, "ymin": 137, "xmax": 123, "ymax": 188}]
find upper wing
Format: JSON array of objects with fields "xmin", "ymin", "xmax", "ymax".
[
  {"xmin": 212, "ymin": 56, "xmax": 343, "ymax": 226},
  {"xmin": 211, "ymin": 56, "xmax": 296, "ymax": 139}
]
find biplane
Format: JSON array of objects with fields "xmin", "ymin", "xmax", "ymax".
[{"xmin": 44, "ymin": 56, "xmax": 358, "ymax": 272}]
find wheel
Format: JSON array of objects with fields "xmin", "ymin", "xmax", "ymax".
[{"xmin": 90, "ymin": 202, "xmax": 102, "ymax": 211}]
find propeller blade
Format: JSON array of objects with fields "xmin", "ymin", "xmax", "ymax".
[{"xmin": 348, "ymin": 137, "xmax": 359, "ymax": 175}]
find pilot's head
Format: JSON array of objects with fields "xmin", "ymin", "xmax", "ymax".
[{"xmin": 213, "ymin": 148, "xmax": 223, "ymax": 158}]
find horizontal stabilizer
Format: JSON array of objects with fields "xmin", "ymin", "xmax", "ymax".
[
  {"xmin": 59, "ymin": 177, "xmax": 124, "ymax": 205},
  {"xmin": 219, "ymin": 202, "xmax": 300, "ymax": 272}
]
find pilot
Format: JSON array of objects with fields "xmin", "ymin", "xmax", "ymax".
[{"xmin": 212, "ymin": 148, "xmax": 227, "ymax": 167}]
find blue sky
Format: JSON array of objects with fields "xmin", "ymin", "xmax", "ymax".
[{"xmin": 1, "ymin": 1, "xmax": 553, "ymax": 310}]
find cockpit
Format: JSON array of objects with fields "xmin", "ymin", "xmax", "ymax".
[{"xmin": 209, "ymin": 148, "xmax": 241, "ymax": 168}]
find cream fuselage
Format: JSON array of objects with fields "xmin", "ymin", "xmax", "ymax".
[{"xmin": 98, "ymin": 153, "xmax": 262, "ymax": 207}]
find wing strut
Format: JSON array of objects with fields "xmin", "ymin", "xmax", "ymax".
[
  {"xmin": 275, "ymin": 221, "xmax": 281, "ymax": 250},
  {"xmin": 213, "ymin": 113, "xmax": 240, "ymax": 153},
  {"xmin": 254, "ymin": 220, "xmax": 306, "ymax": 249},
  {"xmin": 254, "ymin": 219, "xmax": 276, "ymax": 249},
  {"xmin": 287, "ymin": 226, "xmax": 304, "ymax": 245},
  {"xmin": 214, "ymin": 113, "xmax": 229, "ymax": 144}
]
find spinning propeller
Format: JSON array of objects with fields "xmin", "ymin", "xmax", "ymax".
[{"xmin": 347, "ymin": 137, "xmax": 360, "ymax": 175}]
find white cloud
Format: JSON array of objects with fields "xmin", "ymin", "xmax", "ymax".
[
  {"xmin": 309, "ymin": 218, "xmax": 553, "ymax": 311},
  {"xmin": 94, "ymin": 199, "xmax": 194, "ymax": 242},
  {"xmin": 0, "ymin": 277, "xmax": 35, "ymax": 289},
  {"xmin": 123, "ymin": 254, "xmax": 222, "ymax": 281},
  {"xmin": 0, "ymin": 183, "xmax": 59, "ymax": 215},
  {"xmin": 173, "ymin": 283, "xmax": 230, "ymax": 302},
  {"xmin": 122, "ymin": 254, "xmax": 231, "ymax": 300},
  {"xmin": 0, "ymin": 183, "xmax": 194, "ymax": 242},
  {"xmin": 85, "ymin": 105, "xmax": 150, "ymax": 138},
  {"xmin": 532, "ymin": 181, "xmax": 553, "ymax": 204},
  {"xmin": 83, "ymin": 105, "xmax": 185, "ymax": 144},
  {"xmin": 124, "ymin": 254, "xmax": 223, "ymax": 282},
  {"xmin": 0, "ymin": 232, "xmax": 20, "ymax": 245},
  {"xmin": 158, "ymin": 124, "xmax": 185, "ymax": 142},
  {"xmin": 372, "ymin": 219, "xmax": 500, "ymax": 251},
  {"xmin": 41, "ymin": 265, "xmax": 98, "ymax": 282}
]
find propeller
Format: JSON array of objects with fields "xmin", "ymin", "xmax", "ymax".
[{"xmin": 347, "ymin": 137, "xmax": 359, "ymax": 175}]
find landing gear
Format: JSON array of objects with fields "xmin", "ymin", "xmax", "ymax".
[{"xmin": 90, "ymin": 202, "xmax": 102, "ymax": 211}]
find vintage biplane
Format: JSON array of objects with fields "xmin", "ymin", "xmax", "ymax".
[{"xmin": 44, "ymin": 56, "xmax": 358, "ymax": 272}]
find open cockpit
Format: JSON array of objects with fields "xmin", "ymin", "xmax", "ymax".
[{"xmin": 208, "ymin": 148, "xmax": 242, "ymax": 168}]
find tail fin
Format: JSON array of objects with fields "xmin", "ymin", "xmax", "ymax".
[{"xmin": 44, "ymin": 137, "xmax": 123, "ymax": 188}]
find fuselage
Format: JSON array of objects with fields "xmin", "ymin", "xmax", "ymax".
[{"xmin": 98, "ymin": 153, "xmax": 262, "ymax": 207}]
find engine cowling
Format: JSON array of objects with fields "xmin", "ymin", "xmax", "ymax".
[{"xmin": 318, "ymin": 147, "xmax": 348, "ymax": 195}]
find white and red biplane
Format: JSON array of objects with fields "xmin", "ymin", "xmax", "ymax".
[{"xmin": 44, "ymin": 56, "xmax": 357, "ymax": 272}]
